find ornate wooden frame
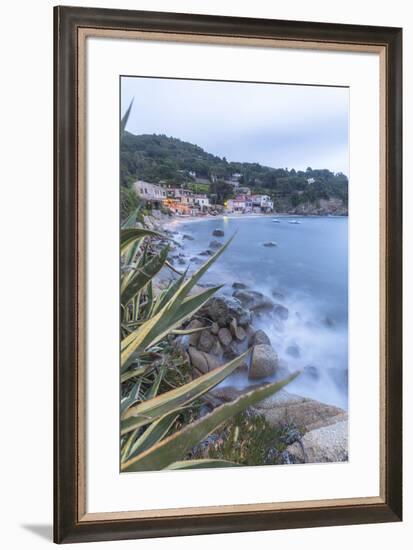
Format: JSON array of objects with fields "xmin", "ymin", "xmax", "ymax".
[{"xmin": 54, "ymin": 6, "xmax": 402, "ymax": 543}]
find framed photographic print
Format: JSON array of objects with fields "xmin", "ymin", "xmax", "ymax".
[{"xmin": 54, "ymin": 6, "xmax": 402, "ymax": 544}]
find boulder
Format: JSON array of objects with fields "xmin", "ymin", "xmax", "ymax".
[
  {"xmin": 183, "ymin": 234, "xmax": 194, "ymax": 240},
  {"xmin": 210, "ymin": 321, "xmax": 220, "ymax": 335},
  {"xmin": 286, "ymin": 343, "xmax": 301, "ymax": 358},
  {"xmin": 201, "ymin": 296, "xmax": 251, "ymax": 327},
  {"xmin": 233, "ymin": 289, "xmax": 275, "ymax": 312},
  {"xmin": 229, "ymin": 318, "xmax": 247, "ymax": 341},
  {"xmin": 323, "ymin": 316, "xmax": 335, "ymax": 328},
  {"xmin": 273, "ymin": 304, "xmax": 289, "ymax": 321},
  {"xmin": 210, "ymin": 381, "xmax": 266, "ymax": 403},
  {"xmin": 197, "ymin": 330, "xmax": 217, "ymax": 353},
  {"xmin": 271, "ymin": 289, "xmax": 285, "ymax": 300},
  {"xmin": 253, "ymin": 389, "xmax": 348, "ymax": 432},
  {"xmin": 232, "ymin": 282, "xmax": 248, "ymax": 290},
  {"xmin": 249, "ymin": 329, "xmax": 271, "ymax": 346},
  {"xmin": 186, "ymin": 319, "xmax": 204, "ymax": 347},
  {"xmin": 209, "ymin": 321, "xmax": 219, "ymax": 336},
  {"xmin": 304, "ymin": 365, "xmax": 319, "ymax": 380},
  {"xmin": 217, "ymin": 327, "xmax": 232, "ymax": 347},
  {"xmin": 235, "ymin": 326, "xmax": 246, "ymax": 342},
  {"xmin": 210, "ymin": 339, "xmax": 223, "ymax": 357},
  {"xmin": 188, "ymin": 347, "xmax": 208, "ymax": 374},
  {"xmin": 188, "ymin": 347, "xmax": 220, "ymax": 376},
  {"xmin": 199, "ymin": 250, "xmax": 212, "ymax": 256},
  {"xmin": 263, "ymin": 241, "xmax": 277, "ymax": 247},
  {"xmin": 209, "ymin": 240, "xmax": 222, "ymax": 250},
  {"xmin": 223, "ymin": 341, "xmax": 242, "ymax": 360},
  {"xmin": 212, "ymin": 229, "xmax": 225, "ymax": 237},
  {"xmin": 249, "ymin": 344, "xmax": 278, "ymax": 379},
  {"xmin": 286, "ymin": 421, "xmax": 348, "ymax": 463}
]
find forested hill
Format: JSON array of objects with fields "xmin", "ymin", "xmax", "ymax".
[{"xmin": 120, "ymin": 131, "xmax": 348, "ymax": 213}]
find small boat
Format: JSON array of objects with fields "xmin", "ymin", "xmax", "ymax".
[
  {"xmin": 288, "ymin": 220, "xmax": 301, "ymax": 225},
  {"xmin": 272, "ymin": 218, "xmax": 281, "ymax": 223}
]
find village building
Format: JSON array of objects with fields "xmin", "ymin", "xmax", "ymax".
[
  {"xmin": 193, "ymin": 194, "xmax": 210, "ymax": 210},
  {"xmin": 167, "ymin": 187, "xmax": 193, "ymax": 201},
  {"xmin": 163, "ymin": 198, "xmax": 199, "ymax": 216},
  {"xmin": 230, "ymin": 173, "xmax": 242, "ymax": 183},
  {"xmin": 162, "ymin": 187, "xmax": 209, "ymax": 215},
  {"xmin": 251, "ymin": 194, "xmax": 274, "ymax": 212},
  {"xmin": 225, "ymin": 194, "xmax": 252, "ymax": 213},
  {"xmin": 133, "ymin": 180, "xmax": 167, "ymax": 208}
]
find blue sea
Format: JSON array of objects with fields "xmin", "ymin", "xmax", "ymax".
[{"xmin": 172, "ymin": 215, "xmax": 348, "ymax": 409}]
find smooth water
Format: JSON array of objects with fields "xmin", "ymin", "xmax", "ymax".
[{"xmin": 173, "ymin": 216, "xmax": 348, "ymax": 409}]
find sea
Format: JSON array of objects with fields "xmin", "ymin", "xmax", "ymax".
[{"xmin": 169, "ymin": 215, "xmax": 348, "ymax": 410}]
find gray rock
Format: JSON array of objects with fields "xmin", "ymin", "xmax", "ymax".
[
  {"xmin": 273, "ymin": 304, "xmax": 289, "ymax": 321},
  {"xmin": 254, "ymin": 389, "xmax": 348, "ymax": 432},
  {"xmin": 210, "ymin": 381, "xmax": 265, "ymax": 403},
  {"xmin": 232, "ymin": 282, "xmax": 248, "ymax": 290},
  {"xmin": 229, "ymin": 318, "xmax": 247, "ymax": 341},
  {"xmin": 199, "ymin": 250, "xmax": 212, "ymax": 256},
  {"xmin": 323, "ymin": 316, "xmax": 335, "ymax": 328},
  {"xmin": 197, "ymin": 330, "xmax": 217, "ymax": 353},
  {"xmin": 188, "ymin": 347, "xmax": 208, "ymax": 374},
  {"xmin": 286, "ymin": 343, "xmax": 301, "ymax": 358},
  {"xmin": 249, "ymin": 329, "xmax": 271, "ymax": 346},
  {"xmin": 218, "ymin": 327, "xmax": 232, "ymax": 347},
  {"xmin": 201, "ymin": 296, "xmax": 252, "ymax": 327},
  {"xmin": 210, "ymin": 339, "xmax": 223, "ymax": 357},
  {"xmin": 286, "ymin": 421, "xmax": 348, "ymax": 463},
  {"xmin": 223, "ymin": 340, "xmax": 242, "ymax": 360},
  {"xmin": 233, "ymin": 289, "xmax": 275, "ymax": 312},
  {"xmin": 212, "ymin": 229, "xmax": 225, "ymax": 237},
  {"xmin": 187, "ymin": 319, "xmax": 204, "ymax": 347},
  {"xmin": 235, "ymin": 326, "xmax": 246, "ymax": 341},
  {"xmin": 188, "ymin": 347, "xmax": 220, "ymax": 376},
  {"xmin": 183, "ymin": 234, "xmax": 194, "ymax": 240},
  {"xmin": 263, "ymin": 241, "xmax": 277, "ymax": 247},
  {"xmin": 271, "ymin": 289, "xmax": 285, "ymax": 300},
  {"xmin": 209, "ymin": 240, "xmax": 222, "ymax": 250},
  {"xmin": 249, "ymin": 344, "xmax": 278, "ymax": 379},
  {"xmin": 210, "ymin": 321, "xmax": 220, "ymax": 335}
]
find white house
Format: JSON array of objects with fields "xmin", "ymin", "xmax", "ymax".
[
  {"xmin": 251, "ymin": 194, "xmax": 273, "ymax": 212},
  {"xmin": 193, "ymin": 194, "xmax": 210, "ymax": 210},
  {"xmin": 230, "ymin": 173, "xmax": 242, "ymax": 183}
]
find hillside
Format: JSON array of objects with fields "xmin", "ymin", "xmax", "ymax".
[{"xmin": 120, "ymin": 132, "xmax": 348, "ymax": 214}]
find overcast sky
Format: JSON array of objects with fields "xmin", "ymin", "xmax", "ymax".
[{"xmin": 121, "ymin": 76, "xmax": 349, "ymax": 175}]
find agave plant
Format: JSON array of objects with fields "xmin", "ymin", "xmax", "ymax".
[{"xmin": 119, "ymin": 211, "xmax": 298, "ymax": 471}]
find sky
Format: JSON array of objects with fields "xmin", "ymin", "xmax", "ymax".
[{"xmin": 121, "ymin": 76, "xmax": 349, "ymax": 175}]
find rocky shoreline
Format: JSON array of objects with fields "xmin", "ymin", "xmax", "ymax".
[{"xmin": 142, "ymin": 213, "xmax": 348, "ymax": 465}]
